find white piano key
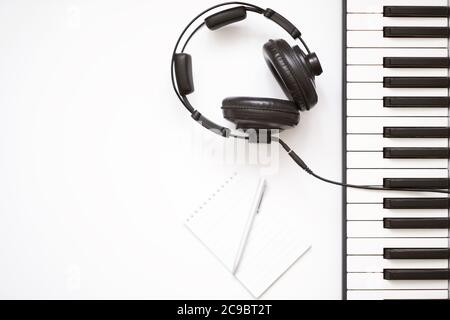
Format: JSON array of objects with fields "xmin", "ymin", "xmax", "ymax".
[
  {"xmin": 347, "ymin": 100, "xmax": 448, "ymax": 117},
  {"xmin": 347, "ymin": 188, "xmax": 445, "ymax": 204},
  {"xmin": 347, "ymin": 168, "xmax": 448, "ymax": 185},
  {"xmin": 348, "ymin": 256, "xmax": 448, "ymax": 273},
  {"xmin": 347, "ymin": 238, "xmax": 448, "ymax": 255},
  {"xmin": 347, "ymin": 83, "xmax": 447, "ymax": 99},
  {"xmin": 347, "ymin": 14, "xmax": 447, "ymax": 30},
  {"xmin": 347, "ymin": 135, "xmax": 447, "ymax": 151},
  {"xmin": 347, "ymin": 0, "xmax": 448, "ymax": 14},
  {"xmin": 347, "ymin": 204, "xmax": 449, "ymax": 220},
  {"xmin": 347, "ymin": 48, "xmax": 448, "ymax": 65},
  {"xmin": 347, "ymin": 151, "xmax": 447, "ymax": 169},
  {"xmin": 347, "ymin": 221, "xmax": 448, "ymax": 238},
  {"xmin": 347, "ymin": 290, "xmax": 448, "ymax": 300},
  {"xmin": 347, "ymin": 184, "xmax": 445, "ymax": 201},
  {"xmin": 347, "ymin": 273, "xmax": 448, "ymax": 290},
  {"xmin": 347, "ymin": 31, "xmax": 448, "ymax": 49},
  {"xmin": 347, "ymin": 66, "xmax": 447, "ymax": 82},
  {"xmin": 347, "ymin": 117, "xmax": 448, "ymax": 134}
]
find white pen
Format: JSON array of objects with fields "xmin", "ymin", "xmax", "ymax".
[{"xmin": 231, "ymin": 178, "xmax": 266, "ymax": 275}]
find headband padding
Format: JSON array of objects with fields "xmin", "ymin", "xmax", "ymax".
[
  {"xmin": 222, "ymin": 96, "xmax": 299, "ymax": 130},
  {"xmin": 263, "ymin": 39, "xmax": 317, "ymax": 110}
]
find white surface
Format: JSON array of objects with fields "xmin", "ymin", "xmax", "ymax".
[{"xmin": 0, "ymin": 0, "xmax": 342, "ymax": 299}]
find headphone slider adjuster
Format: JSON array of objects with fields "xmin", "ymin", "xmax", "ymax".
[{"xmin": 264, "ymin": 8, "xmax": 301, "ymax": 39}]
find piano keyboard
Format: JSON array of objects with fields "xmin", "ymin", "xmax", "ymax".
[{"xmin": 343, "ymin": 0, "xmax": 450, "ymax": 300}]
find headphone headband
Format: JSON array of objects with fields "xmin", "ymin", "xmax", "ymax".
[{"xmin": 171, "ymin": 2, "xmax": 311, "ymax": 138}]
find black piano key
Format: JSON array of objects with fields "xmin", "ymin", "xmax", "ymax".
[
  {"xmin": 384, "ymin": 248, "xmax": 450, "ymax": 260},
  {"xmin": 384, "ymin": 178, "xmax": 450, "ymax": 190},
  {"xmin": 384, "ymin": 97, "xmax": 449, "ymax": 108},
  {"xmin": 383, "ymin": 6, "xmax": 450, "ymax": 18},
  {"xmin": 383, "ymin": 147, "xmax": 450, "ymax": 159},
  {"xmin": 383, "ymin": 127, "xmax": 450, "ymax": 138},
  {"xmin": 383, "ymin": 77, "xmax": 449, "ymax": 88},
  {"xmin": 384, "ymin": 218, "xmax": 449, "ymax": 229},
  {"xmin": 383, "ymin": 198, "xmax": 450, "ymax": 209},
  {"xmin": 384, "ymin": 27, "xmax": 449, "ymax": 38},
  {"xmin": 383, "ymin": 57, "xmax": 450, "ymax": 68},
  {"xmin": 384, "ymin": 269, "xmax": 450, "ymax": 280}
]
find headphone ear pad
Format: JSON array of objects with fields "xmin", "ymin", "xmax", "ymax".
[
  {"xmin": 263, "ymin": 39, "xmax": 318, "ymax": 111},
  {"xmin": 222, "ymin": 97, "xmax": 299, "ymax": 130}
]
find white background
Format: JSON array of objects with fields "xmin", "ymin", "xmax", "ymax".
[{"xmin": 0, "ymin": 0, "xmax": 342, "ymax": 299}]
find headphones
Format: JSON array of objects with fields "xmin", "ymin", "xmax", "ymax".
[
  {"xmin": 172, "ymin": 1, "xmax": 321, "ymax": 138},
  {"xmin": 171, "ymin": 2, "xmax": 450, "ymax": 195}
]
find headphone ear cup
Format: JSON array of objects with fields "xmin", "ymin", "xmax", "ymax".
[
  {"xmin": 263, "ymin": 39, "xmax": 318, "ymax": 111},
  {"xmin": 222, "ymin": 97, "xmax": 299, "ymax": 130}
]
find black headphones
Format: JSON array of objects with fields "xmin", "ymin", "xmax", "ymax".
[
  {"xmin": 171, "ymin": 2, "xmax": 321, "ymax": 139},
  {"xmin": 171, "ymin": 2, "xmax": 450, "ymax": 195}
]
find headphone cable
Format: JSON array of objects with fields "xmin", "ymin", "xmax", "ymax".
[{"xmin": 276, "ymin": 137, "xmax": 450, "ymax": 195}]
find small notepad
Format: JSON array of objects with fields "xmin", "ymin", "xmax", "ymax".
[{"xmin": 185, "ymin": 170, "xmax": 311, "ymax": 298}]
